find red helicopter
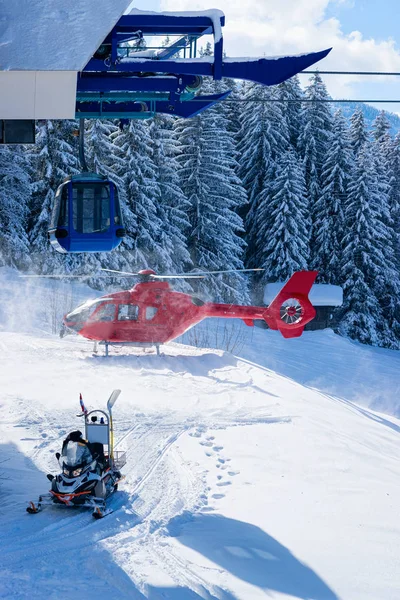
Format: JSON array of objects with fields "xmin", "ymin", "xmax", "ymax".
[{"xmin": 61, "ymin": 268, "xmax": 318, "ymax": 355}]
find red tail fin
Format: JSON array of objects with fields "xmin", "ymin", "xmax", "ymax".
[{"xmin": 263, "ymin": 271, "xmax": 318, "ymax": 338}]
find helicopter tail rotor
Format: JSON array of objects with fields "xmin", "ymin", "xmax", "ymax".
[{"xmin": 263, "ymin": 271, "xmax": 318, "ymax": 338}]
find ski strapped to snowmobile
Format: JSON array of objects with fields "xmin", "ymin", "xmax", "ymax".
[{"xmin": 27, "ymin": 389, "xmax": 126, "ymax": 519}]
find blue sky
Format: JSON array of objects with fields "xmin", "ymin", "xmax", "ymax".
[
  {"xmin": 326, "ymin": 0, "xmax": 400, "ymax": 44},
  {"xmin": 132, "ymin": 0, "xmax": 400, "ymax": 115}
]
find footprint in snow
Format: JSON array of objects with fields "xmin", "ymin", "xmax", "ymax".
[
  {"xmin": 217, "ymin": 457, "xmax": 225, "ymax": 464},
  {"xmin": 200, "ymin": 441, "xmax": 213, "ymax": 447},
  {"xmin": 189, "ymin": 430, "xmax": 202, "ymax": 438},
  {"xmin": 217, "ymin": 481, "xmax": 232, "ymax": 487},
  {"xmin": 212, "ymin": 493, "xmax": 225, "ymax": 499},
  {"xmin": 213, "ymin": 445, "xmax": 223, "ymax": 452},
  {"xmin": 228, "ymin": 470, "xmax": 240, "ymax": 476}
]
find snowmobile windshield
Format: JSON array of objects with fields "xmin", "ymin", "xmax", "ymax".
[{"xmin": 61, "ymin": 441, "xmax": 92, "ymax": 468}]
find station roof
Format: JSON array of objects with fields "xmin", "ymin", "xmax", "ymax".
[{"xmin": 0, "ymin": 0, "xmax": 133, "ymax": 70}]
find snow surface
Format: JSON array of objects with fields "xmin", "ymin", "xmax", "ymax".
[
  {"xmin": 1, "ymin": 270, "xmax": 400, "ymax": 599},
  {"xmin": 264, "ymin": 283, "xmax": 343, "ymax": 307},
  {"xmin": 0, "ymin": 0, "xmax": 132, "ymax": 70}
]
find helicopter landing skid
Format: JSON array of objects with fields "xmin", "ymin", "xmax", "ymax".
[{"xmin": 98, "ymin": 341, "xmax": 161, "ymax": 357}]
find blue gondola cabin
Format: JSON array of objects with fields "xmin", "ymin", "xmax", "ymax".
[{"xmin": 48, "ymin": 174, "xmax": 125, "ymax": 253}]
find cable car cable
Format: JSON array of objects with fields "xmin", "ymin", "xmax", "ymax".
[
  {"xmin": 302, "ymin": 70, "xmax": 400, "ymax": 77},
  {"xmin": 192, "ymin": 98, "xmax": 400, "ymax": 103},
  {"xmin": 79, "ymin": 119, "xmax": 88, "ymax": 172}
]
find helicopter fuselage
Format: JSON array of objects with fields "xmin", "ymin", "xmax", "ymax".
[
  {"xmin": 63, "ymin": 271, "xmax": 318, "ymax": 344},
  {"xmin": 64, "ymin": 281, "xmax": 268, "ymax": 344}
]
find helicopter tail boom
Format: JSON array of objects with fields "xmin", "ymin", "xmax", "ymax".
[{"xmin": 263, "ymin": 271, "xmax": 318, "ymax": 338}]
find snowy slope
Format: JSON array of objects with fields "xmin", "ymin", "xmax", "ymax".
[
  {"xmin": 0, "ymin": 326, "xmax": 400, "ymax": 599},
  {"xmin": 180, "ymin": 321, "xmax": 400, "ymax": 417}
]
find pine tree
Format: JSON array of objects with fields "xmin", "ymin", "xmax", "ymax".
[
  {"xmin": 113, "ymin": 119, "xmax": 161, "ymax": 271},
  {"xmin": 28, "ymin": 120, "xmax": 80, "ymax": 273},
  {"xmin": 86, "ymin": 119, "xmax": 124, "ymax": 180},
  {"xmin": 339, "ymin": 144, "xmax": 396, "ymax": 347},
  {"xmin": 175, "ymin": 82, "xmax": 249, "ymax": 303},
  {"xmin": 237, "ymin": 83, "xmax": 290, "ymax": 267},
  {"xmin": 387, "ymin": 132, "xmax": 400, "ymax": 269},
  {"xmin": 298, "ymin": 73, "xmax": 333, "ymax": 268},
  {"xmin": 349, "ymin": 107, "xmax": 369, "ymax": 156},
  {"xmin": 149, "ymin": 115, "xmax": 192, "ymax": 277},
  {"xmin": 370, "ymin": 120, "xmax": 400, "ymax": 346},
  {"xmin": 0, "ymin": 145, "xmax": 31, "ymax": 269},
  {"xmin": 298, "ymin": 73, "xmax": 333, "ymax": 209},
  {"xmin": 372, "ymin": 110, "xmax": 391, "ymax": 144},
  {"xmin": 276, "ymin": 75, "xmax": 304, "ymax": 149},
  {"xmin": 258, "ymin": 149, "xmax": 310, "ymax": 282},
  {"xmin": 313, "ymin": 110, "xmax": 353, "ymax": 283}
]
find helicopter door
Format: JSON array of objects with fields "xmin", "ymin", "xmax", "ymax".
[{"xmin": 113, "ymin": 303, "xmax": 143, "ymax": 342}]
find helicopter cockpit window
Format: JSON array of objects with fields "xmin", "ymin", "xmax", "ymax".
[
  {"xmin": 118, "ymin": 304, "xmax": 139, "ymax": 321},
  {"xmin": 145, "ymin": 306, "xmax": 158, "ymax": 320},
  {"xmin": 66, "ymin": 298, "xmax": 106, "ymax": 323},
  {"xmin": 93, "ymin": 303, "xmax": 116, "ymax": 322},
  {"xmin": 72, "ymin": 184, "xmax": 110, "ymax": 234}
]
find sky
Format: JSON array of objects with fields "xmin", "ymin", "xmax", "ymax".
[{"xmin": 131, "ymin": 0, "xmax": 400, "ymax": 115}]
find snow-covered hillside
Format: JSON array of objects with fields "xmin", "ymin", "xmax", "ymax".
[{"xmin": 1, "ymin": 279, "xmax": 400, "ymax": 599}]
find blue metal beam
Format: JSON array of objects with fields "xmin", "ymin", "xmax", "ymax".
[
  {"xmin": 75, "ymin": 92, "xmax": 231, "ymax": 119},
  {"xmin": 84, "ymin": 48, "xmax": 331, "ymax": 87}
]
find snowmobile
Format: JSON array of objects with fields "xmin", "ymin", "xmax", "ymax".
[{"xmin": 27, "ymin": 390, "xmax": 126, "ymax": 519}]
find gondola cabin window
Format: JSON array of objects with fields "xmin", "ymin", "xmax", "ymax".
[{"xmin": 72, "ymin": 183, "xmax": 110, "ymax": 234}]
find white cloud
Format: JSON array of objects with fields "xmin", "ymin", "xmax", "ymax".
[{"xmin": 159, "ymin": 0, "xmax": 400, "ymax": 102}]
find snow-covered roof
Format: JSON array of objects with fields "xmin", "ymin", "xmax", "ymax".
[
  {"xmin": 0, "ymin": 0, "xmax": 132, "ymax": 71},
  {"xmin": 128, "ymin": 8, "xmax": 224, "ymax": 43},
  {"xmin": 264, "ymin": 283, "xmax": 343, "ymax": 307}
]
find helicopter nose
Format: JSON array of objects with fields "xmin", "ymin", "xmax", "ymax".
[{"xmin": 63, "ymin": 314, "xmax": 82, "ymax": 333}]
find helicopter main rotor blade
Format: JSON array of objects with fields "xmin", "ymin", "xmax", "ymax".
[
  {"xmin": 100, "ymin": 268, "xmax": 141, "ymax": 277},
  {"xmin": 159, "ymin": 268, "xmax": 265, "ymax": 277},
  {"xmin": 19, "ymin": 274, "xmax": 95, "ymax": 278},
  {"xmin": 190, "ymin": 268, "xmax": 264, "ymax": 276}
]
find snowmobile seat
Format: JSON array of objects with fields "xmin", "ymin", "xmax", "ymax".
[{"xmin": 89, "ymin": 442, "xmax": 106, "ymax": 466}]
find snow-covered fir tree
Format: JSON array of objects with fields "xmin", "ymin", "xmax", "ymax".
[
  {"xmin": 372, "ymin": 110, "xmax": 391, "ymax": 144},
  {"xmin": 0, "ymin": 145, "xmax": 31, "ymax": 269},
  {"xmin": 258, "ymin": 149, "xmax": 310, "ymax": 282},
  {"xmin": 313, "ymin": 110, "xmax": 353, "ymax": 283},
  {"xmin": 298, "ymin": 73, "xmax": 333, "ymax": 264},
  {"xmin": 149, "ymin": 115, "xmax": 192, "ymax": 277},
  {"xmin": 387, "ymin": 132, "xmax": 400, "ymax": 269},
  {"xmin": 28, "ymin": 120, "xmax": 80, "ymax": 273},
  {"xmin": 298, "ymin": 73, "xmax": 333, "ymax": 205},
  {"xmin": 113, "ymin": 119, "xmax": 162, "ymax": 271},
  {"xmin": 349, "ymin": 107, "xmax": 369, "ymax": 156},
  {"xmin": 370, "ymin": 119, "xmax": 400, "ymax": 346},
  {"xmin": 175, "ymin": 79, "xmax": 249, "ymax": 303},
  {"xmin": 237, "ymin": 83, "xmax": 290, "ymax": 267},
  {"xmin": 339, "ymin": 143, "xmax": 397, "ymax": 347},
  {"xmin": 276, "ymin": 75, "xmax": 304, "ymax": 150},
  {"xmin": 86, "ymin": 119, "xmax": 124, "ymax": 180}
]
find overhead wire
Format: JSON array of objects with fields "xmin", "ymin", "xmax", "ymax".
[{"xmin": 212, "ymin": 69, "xmax": 400, "ymax": 104}]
